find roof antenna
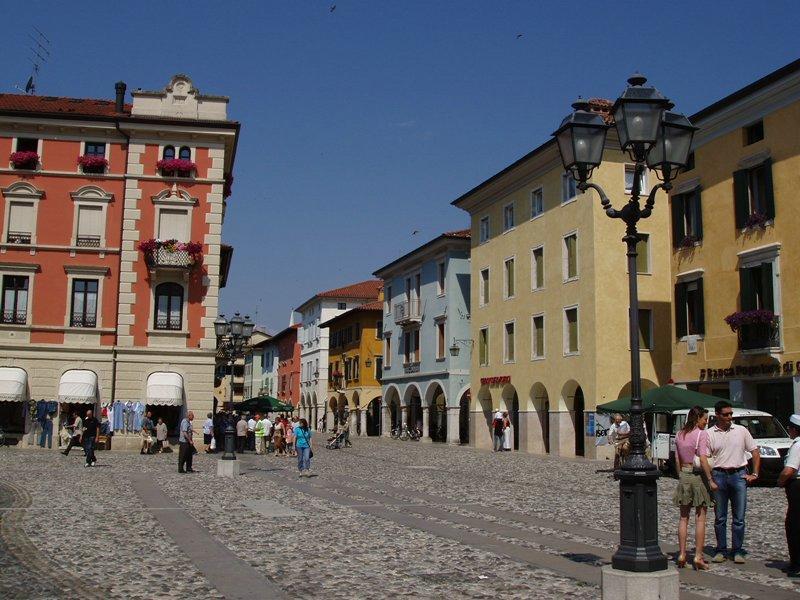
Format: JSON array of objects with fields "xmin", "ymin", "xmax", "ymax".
[{"xmin": 17, "ymin": 27, "xmax": 51, "ymax": 95}]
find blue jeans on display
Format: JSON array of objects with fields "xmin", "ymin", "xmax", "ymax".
[
  {"xmin": 83, "ymin": 436, "xmax": 96, "ymax": 465},
  {"xmin": 297, "ymin": 447, "xmax": 311, "ymax": 472},
  {"xmin": 712, "ymin": 467, "xmax": 748, "ymax": 555},
  {"xmin": 39, "ymin": 420, "xmax": 52, "ymax": 448}
]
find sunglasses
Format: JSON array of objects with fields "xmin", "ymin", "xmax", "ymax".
[{"xmin": 719, "ymin": 411, "xmax": 734, "ymax": 417}]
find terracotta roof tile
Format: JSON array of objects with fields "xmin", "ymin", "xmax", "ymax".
[
  {"xmin": 443, "ymin": 228, "xmax": 471, "ymax": 238},
  {"xmin": 0, "ymin": 93, "xmax": 131, "ymax": 116},
  {"xmin": 587, "ymin": 98, "xmax": 614, "ymax": 124},
  {"xmin": 358, "ymin": 300, "xmax": 384, "ymax": 311},
  {"xmin": 316, "ymin": 279, "xmax": 382, "ymax": 300}
]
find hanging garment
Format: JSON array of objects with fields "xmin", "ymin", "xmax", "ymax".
[
  {"xmin": 132, "ymin": 402, "xmax": 145, "ymax": 432},
  {"xmin": 124, "ymin": 401, "xmax": 134, "ymax": 432},
  {"xmin": 36, "ymin": 400, "xmax": 47, "ymax": 423},
  {"xmin": 112, "ymin": 401, "xmax": 124, "ymax": 431}
]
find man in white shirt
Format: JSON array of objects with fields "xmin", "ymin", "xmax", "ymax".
[
  {"xmin": 247, "ymin": 415, "xmax": 256, "ymax": 452},
  {"xmin": 262, "ymin": 415, "xmax": 273, "ymax": 453},
  {"xmin": 779, "ymin": 414, "xmax": 800, "ymax": 575},
  {"xmin": 608, "ymin": 414, "xmax": 631, "ymax": 469}
]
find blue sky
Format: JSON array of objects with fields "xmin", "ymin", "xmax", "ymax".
[{"xmin": 4, "ymin": 1, "xmax": 798, "ymax": 331}]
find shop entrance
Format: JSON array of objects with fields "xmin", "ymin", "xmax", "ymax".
[
  {"xmin": 147, "ymin": 405, "xmax": 182, "ymax": 437},
  {"xmin": 366, "ymin": 398, "xmax": 381, "ymax": 436},
  {"xmin": 0, "ymin": 401, "xmax": 25, "ymax": 439},
  {"xmin": 574, "ymin": 387, "xmax": 585, "ymax": 457},
  {"xmin": 458, "ymin": 392, "xmax": 470, "ymax": 444},
  {"xmin": 756, "ymin": 381, "xmax": 794, "ymax": 428}
]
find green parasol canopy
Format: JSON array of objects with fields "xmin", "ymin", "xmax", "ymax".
[
  {"xmin": 233, "ymin": 395, "xmax": 294, "ymax": 414},
  {"xmin": 597, "ymin": 385, "xmax": 726, "ymax": 414}
]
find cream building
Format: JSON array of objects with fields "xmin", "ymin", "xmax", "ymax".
[{"xmin": 453, "ymin": 100, "xmax": 673, "ymax": 458}]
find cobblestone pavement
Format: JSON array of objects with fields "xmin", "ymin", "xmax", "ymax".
[{"xmin": 0, "ymin": 438, "xmax": 798, "ymax": 599}]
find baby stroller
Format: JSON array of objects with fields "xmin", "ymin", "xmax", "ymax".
[{"xmin": 325, "ymin": 428, "xmax": 351, "ymax": 449}]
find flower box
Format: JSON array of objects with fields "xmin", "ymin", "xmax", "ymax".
[
  {"xmin": 678, "ymin": 235, "xmax": 697, "ymax": 249},
  {"xmin": 744, "ymin": 212, "xmax": 769, "ymax": 230},
  {"xmin": 9, "ymin": 151, "xmax": 39, "ymax": 169},
  {"xmin": 77, "ymin": 155, "xmax": 108, "ymax": 174},
  {"xmin": 157, "ymin": 158, "xmax": 195, "ymax": 177},
  {"xmin": 723, "ymin": 309, "xmax": 777, "ymax": 332},
  {"xmin": 138, "ymin": 238, "xmax": 203, "ymax": 269}
]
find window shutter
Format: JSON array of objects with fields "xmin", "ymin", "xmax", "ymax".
[
  {"xmin": 77, "ymin": 205, "xmax": 104, "ymax": 236},
  {"xmin": 674, "ymin": 282, "xmax": 688, "ymax": 338},
  {"xmin": 739, "ymin": 266, "xmax": 756, "ymax": 311},
  {"xmin": 760, "ymin": 262, "xmax": 774, "ymax": 312},
  {"xmin": 692, "ymin": 189, "xmax": 704, "ymax": 241},
  {"xmin": 671, "ymin": 194, "xmax": 685, "ymax": 247},
  {"xmin": 158, "ymin": 209, "xmax": 189, "ymax": 241},
  {"xmin": 733, "ymin": 169, "xmax": 750, "ymax": 228},
  {"xmin": 762, "ymin": 159, "xmax": 775, "ymax": 220},
  {"xmin": 695, "ymin": 278, "xmax": 705, "ymax": 335},
  {"xmin": 8, "ymin": 202, "xmax": 34, "ymax": 233}
]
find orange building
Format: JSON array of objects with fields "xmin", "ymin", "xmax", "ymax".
[{"xmin": 0, "ymin": 75, "xmax": 237, "ymax": 447}]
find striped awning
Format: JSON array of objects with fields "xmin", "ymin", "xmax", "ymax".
[
  {"xmin": 0, "ymin": 367, "xmax": 27, "ymax": 402},
  {"xmin": 146, "ymin": 372, "xmax": 183, "ymax": 406},
  {"xmin": 57, "ymin": 370, "xmax": 98, "ymax": 403}
]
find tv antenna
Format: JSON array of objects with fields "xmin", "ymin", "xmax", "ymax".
[{"xmin": 16, "ymin": 27, "xmax": 51, "ymax": 95}]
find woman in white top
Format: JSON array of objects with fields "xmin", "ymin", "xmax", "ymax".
[{"xmin": 502, "ymin": 411, "xmax": 512, "ymax": 451}]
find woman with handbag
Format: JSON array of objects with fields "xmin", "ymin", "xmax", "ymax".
[
  {"xmin": 673, "ymin": 405, "xmax": 718, "ymax": 570},
  {"xmin": 295, "ymin": 418, "xmax": 313, "ymax": 477}
]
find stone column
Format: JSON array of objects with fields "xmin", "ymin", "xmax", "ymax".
[
  {"xmin": 421, "ymin": 406, "xmax": 430, "ymax": 441},
  {"xmin": 359, "ymin": 410, "xmax": 367, "ymax": 436},
  {"xmin": 520, "ymin": 411, "xmax": 544, "ymax": 454},
  {"xmin": 351, "ymin": 410, "xmax": 359, "ymax": 435},
  {"xmin": 381, "ymin": 405, "xmax": 391, "ymax": 436},
  {"xmin": 446, "ymin": 407, "xmax": 461, "ymax": 445},
  {"xmin": 401, "ymin": 405, "xmax": 408, "ymax": 430}
]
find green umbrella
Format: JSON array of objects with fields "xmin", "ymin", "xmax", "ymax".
[
  {"xmin": 233, "ymin": 395, "xmax": 295, "ymax": 414},
  {"xmin": 597, "ymin": 385, "xmax": 725, "ymax": 414}
]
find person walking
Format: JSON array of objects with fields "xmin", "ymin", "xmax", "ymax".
[
  {"xmin": 236, "ymin": 414, "xmax": 247, "ymax": 453},
  {"xmin": 140, "ymin": 410, "xmax": 154, "ymax": 455},
  {"xmin": 285, "ymin": 418, "xmax": 296, "ymax": 457},
  {"xmin": 778, "ymin": 414, "xmax": 800, "ymax": 576},
  {"xmin": 256, "ymin": 414, "xmax": 268, "ymax": 455},
  {"xmin": 295, "ymin": 418, "xmax": 313, "ymax": 477},
  {"xmin": 673, "ymin": 406, "xmax": 718, "ymax": 570},
  {"xmin": 178, "ymin": 411, "xmax": 195, "ymax": 473},
  {"xmin": 492, "ymin": 410, "xmax": 504, "ymax": 452},
  {"xmin": 155, "ymin": 417, "xmax": 168, "ymax": 453},
  {"xmin": 262, "ymin": 414, "xmax": 273, "ymax": 453},
  {"xmin": 82, "ymin": 409, "xmax": 100, "ymax": 468},
  {"xmin": 61, "ymin": 412, "xmax": 83, "ymax": 456},
  {"xmin": 707, "ymin": 400, "xmax": 761, "ymax": 564},
  {"xmin": 202, "ymin": 412, "xmax": 214, "ymax": 453},
  {"xmin": 502, "ymin": 411, "xmax": 512, "ymax": 451},
  {"xmin": 608, "ymin": 413, "xmax": 631, "ymax": 469},
  {"xmin": 274, "ymin": 416, "xmax": 286, "ymax": 456},
  {"xmin": 247, "ymin": 414, "xmax": 256, "ymax": 451}
]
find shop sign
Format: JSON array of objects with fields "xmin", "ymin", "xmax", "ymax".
[
  {"xmin": 480, "ymin": 375, "xmax": 511, "ymax": 386},
  {"xmin": 700, "ymin": 361, "xmax": 799, "ymax": 381}
]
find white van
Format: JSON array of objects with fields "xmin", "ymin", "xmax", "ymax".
[{"xmin": 651, "ymin": 408, "xmax": 792, "ymax": 485}]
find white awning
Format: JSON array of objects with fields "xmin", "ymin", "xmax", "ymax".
[
  {"xmin": 58, "ymin": 370, "xmax": 98, "ymax": 403},
  {"xmin": 0, "ymin": 367, "xmax": 27, "ymax": 402},
  {"xmin": 146, "ymin": 372, "xmax": 183, "ymax": 406}
]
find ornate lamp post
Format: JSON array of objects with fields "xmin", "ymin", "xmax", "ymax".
[
  {"xmin": 214, "ymin": 312, "xmax": 255, "ymax": 460},
  {"xmin": 553, "ymin": 75, "xmax": 696, "ymax": 575}
]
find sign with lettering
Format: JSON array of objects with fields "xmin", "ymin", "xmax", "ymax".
[
  {"xmin": 404, "ymin": 363, "xmax": 420, "ymax": 374},
  {"xmin": 480, "ymin": 376, "xmax": 511, "ymax": 386},
  {"xmin": 700, "ymin": 361, "xmax": 797, "ymax": 381}
]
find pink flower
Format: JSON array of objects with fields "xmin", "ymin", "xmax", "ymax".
[
  {"xmin": 156, "ymin": 158, "xmax": 196, "ymax": 174},
  {"xmin": 9, "ymin": 151, "xmax": 39, "ymax": 167},
  {"xmin": 77, "ymin": 155, "xmax": 109, "ymax": 170}
]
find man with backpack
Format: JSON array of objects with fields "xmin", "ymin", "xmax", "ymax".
[{"xmin": 492, "ymin": 410, "xmax": 504, "ymax": 452}]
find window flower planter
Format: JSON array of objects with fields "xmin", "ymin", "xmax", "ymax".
[
  {"xmin": 9, "ymin": 151, "xmax": 39, "ymax": 170},
  {"xmin": 678, "ymin": 234, "xmax": 697, "ymax": 249},
  {"xmin": 744, "ymin": 212, "xmax": 769, "ymax": 230},
  {"xmin": 725, "ymin": 310, "xmax": 780, "ymax": 351},
  {"xmin": 138, "ymin": 238, "xmax": 203, "ymax": 269},
  {"xmin": 724, "ymin": 309, "xmax": 777, "ymax": 332},
  {"xmin": 156, "ymin": 158, "xmax": 196, "ymax": 178},
  {"xmin": 77, "ymin": 155, "xmax": 108, "ymax": 174}
]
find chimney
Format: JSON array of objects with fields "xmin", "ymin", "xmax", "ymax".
[{"xmin": 114, "ymin": 81, "xmax": 127, "ymax": 113}]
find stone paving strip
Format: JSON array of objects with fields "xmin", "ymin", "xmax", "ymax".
[{"xmin": 253, "ymin": 462, "xmax": 795, "ymax": 600}]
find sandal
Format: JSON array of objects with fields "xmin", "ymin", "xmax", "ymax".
[
  {"xmin": 676, "ymin": 554, "xmax": 687, "ymax": 568},
  {"xmin": 693, "ymin": 557, "xmax": 710, "ymax": 571}
]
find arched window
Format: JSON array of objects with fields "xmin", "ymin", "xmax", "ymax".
[
  {"xmin": 162, "ymin": 146, "xmax": 175, "ymax": 160},
  {"xmin": 154, "ymin": 282, "xmax": 183, "ymax": 330},
  {"xmin": 178, "ymin": 146, "xmax": 191, "ymax": 160}
]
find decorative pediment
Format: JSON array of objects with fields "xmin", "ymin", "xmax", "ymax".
[
  {"xmin": 2, "ymin": 181, "xmax": 43, "ymax": 200},
  {"xmin": 151, "ymin": 183, "xmax": 198, "ymax": 207},
  {"xmin": 131, "ymin": 74, "xmax": 228, "ymax": 121},
  {"xmin": 70, "ymin": 185, "xmax": 113, "ymax": 203}
]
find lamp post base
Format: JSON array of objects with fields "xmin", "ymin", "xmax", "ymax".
[
  {"xmin": 601, "ymin": 565, "xmax": 679, "ymax": 600},
  {"xmin": 217, "ymin": 459, "xmax": 241, "ymax": 478}
]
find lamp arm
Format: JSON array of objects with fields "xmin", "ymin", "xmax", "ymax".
[
  {"xmin": 639, "ymin": 181, "xmax": 672, "ymax": 219},
  {"xmin": 578, "ymin": 182, "xmax": 619, "ymax": 218}
]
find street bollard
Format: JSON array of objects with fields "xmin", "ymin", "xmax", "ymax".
[{"xmin": 222, "ymin": 423, "xmax": 236, "ymax": 460}]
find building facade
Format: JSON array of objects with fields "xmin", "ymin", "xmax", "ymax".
[
  {"xmin": 296, "ymin": 280, "xmax": 382, "ymax": 428},
  {"xmin": 320, "ymin": 300, "xmax": 383, "ymax": 435},
  {"xmin": 453, "ymin": 99, "xmax": 673, "ymax": 458},
  {"xmin": 669, "ymin": 59, "xmax": 800, "ymax": 427},
  {"xmin": 0, "ymin": 75, "xmax": 237, "ymax": 446},
  {"xmin": 374, "ymin": 230, "xmax": 472, "ymax": 444},
  {"xmin": 274, "ymin": 324, "xmax": 301, "ymax": 410},
  {"xmin": 242, "ymin": 330, "xmax": 271, "ymax": 400}
]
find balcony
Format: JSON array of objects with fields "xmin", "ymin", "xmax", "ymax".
[
  {"xmin": 70, "ymin": 314, "xmax": 97, "ymax": 328},
  {"xmin": 739, "ymin": 318, "xmax": 781, "ymax": 352},
  {"xmin": 148, "ymin": 247, "xmax": 195, "ymax": 269},
  {"xmin": 76, "ymin": 235, "xmax": 101, "ymax": 248},
  {"xmin": 394, "ymin": 300, "xmax": 421, "ymax": 325},
  {"xmin": 154, "ymin": 315, "xmax": 182, "ymax": 331},
  {"xmin": 1, "ymin": 310, "xmax": 26, "ymax": 325},
  {"xmin": 6, "ymin": 231, "xmax": 31, "ymax": 245}
]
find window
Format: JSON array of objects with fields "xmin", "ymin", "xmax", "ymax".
[
  {"xmin": 638, "ymin": 308, "xmax": 652, "ymax": 350},
  {"xmin": 157, "ymin": 209, "xmax": 189, "ymax": 241},
  {"xmin": 15, "ymin": 138, "xmax": 38, "ymax": 153},
  {"xmin": 70, "ymin": 279, "xmax": 98, "ymax": 328},
  {"xmin": 154, "ymin": 282, "xmax": 183, "ymax": 330},
  {"xmin": 479, "ymin": 327, "xmax": 489, "ymax": 366},
  {"xmin": 624, "ymin": 165, "xmax": 648, "ymax": 195},
  {"xmin": 162, "ymin": 146, "xmax": 176, "ymax": 160},
  {"xmin": 531, "ymin": 246, "xmax": 544, "ymax": 290},
  {"xmin": 76, "ymin": 205, "xmax": 103, "ymax": 248},
  {"xmin": 479, "ymin": 216, "xmax": 490, "ymax": 243},
  {"xmin": 504, "ymin": 321, "xmax": 515, "ymax": 363},
  {"xmin": 353, "ymin": 357, "xmax": 360, "ymax": 381},
  {"xmin": 5, "ymin": 202, "xmax": 35, "ymax": 244},
  {"xmin": 179, "ymin": 146, "xmax": 192, "ymax": 160},
  {"xmin": 436, "ymin": 321, "xmax": 445, "ymax": 359},
  {"xmin": 1, "ymin": 275, "xmax": 28, "ymax": 324},
  {"xmin": 563, "ymin": 233, "xmax": 578, "ymax": 280},
  {"xmin": 531, "ymin": 315, "xmax": 544, "ymax": 359},
  {"xmin": 562, "ymin": 172, "xmax": 579, "ymax": 203},
  {"xmin": 734, "ymin": 160, "xmax": 774, "ymax": 227},
  {"xmin": 531, "ymin": 187, "xmax": 543, "ymax": 218},
  {"xmin": 635, "ymin": 234, "xmax": 650, "ymax": 274},
  {"xmin": 84, "ymin": 142, "xmax": 106, "ymax": 157},
  {"xmin": 375, "ymin": 356, "xmax": 383, "ymax": 380},
  {"xmin": 376, "ymin": 320, "xmax": 383, "ymax": 339},
  {"xmin": 337, "ymin": 302, "xmax": 347, "ymax": 310},
  {"xmin": 564, "ymin": 307, "xmax": 579, "ymax": 354},
  {"xmin": 503, "ymin": 203, "xmax": 515, "ymax": 231},
  {"xmin": 403, "ymin": 329, "xmax": 420, "ymax": 363},
  {"xmin": 385, "ymin": 336, "xmax": 392, "ymax": 367},
  {"xmin": 355, "ymin": 323, "xmax": 361, "ymax": 340},
  {"xmin": 739, "ymin": 262, "xmax": 775, "ymax": 313},
  {"xmin": 480, "ymin": 268, "xmax": 489, "ymax": 305},
  {"xmin": 675, "ymin": 278, "xmax": 705, "ymax": 337},
  {"xmin": 671, "ymin": 188, "xmax": 703, "ymax": 247},
  {"xmin": 504, "ymin": 257, "xmax": 515, "ymax": 298},
  {"xmin": 437, "ymin": 261, "xmax": 446, "ymax": 295},
  {"xmin": 744, "ymin": 120, "xmax": 764, "ymax": 146}
]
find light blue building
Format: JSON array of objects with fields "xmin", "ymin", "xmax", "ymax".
[{"xmin": 373, "ymin": 229, "xmax": 471, "ymax": 443}]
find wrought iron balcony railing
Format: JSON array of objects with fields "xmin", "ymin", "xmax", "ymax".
[
  {"xmin": 393, "ymin": 300, "xmax": 421, "ymax": 325},
  {"xmin": 1, "ymin": 310, "xmax": 27, "ymax": 325},
  {"xmin": 6, "ymin": 231, "xmax": 31, "ymax": 245},
  {"xmin": 76, "ymin": 235, "xmax": 101, "ymax": 248},
  {"xmin": 739, "ymin": 317, "xmax": 781, "ymax": 351},
  {"xmin": 148, "ymin": 247, "xmax": 194, "ymax": 269},
  {"xmin": 70, "ymin": 314, "xmax": 97, "ymax": 328},
  {"xmin": 154, "ymin": 315, "xmax": 182, "ymax": 331}
]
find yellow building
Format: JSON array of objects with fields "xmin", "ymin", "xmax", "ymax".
[
  {"xmin": 453, "ymin": 99, "xmax": 673, "ymax": 458},
  {"xmin": 669, "ymin": 59, "xmax": 800, "ymax": 426},
  {"xmin": 320, "ymin": 299, "xmax": 384, "ymax": 435}
]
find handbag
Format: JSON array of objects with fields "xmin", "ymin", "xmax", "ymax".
[
  {"xmin": 692, "ymin": 431, "xmax": 714, "ymax": 471},
  {"xmin": 209, "ymin": 436, "xmax": 216, "ymax": 451}
]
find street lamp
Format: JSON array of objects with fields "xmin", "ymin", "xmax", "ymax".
[
  {"xmin": 215, "ymin": 312, "xmax": 255, "ymax": 460},
  {"xmin": 553, "ymin": 74, "xmax": 696, "ymax": 575},
  {"xmin": 448, "ymin": 338, "xmax": 473, "ymax": 357}
]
